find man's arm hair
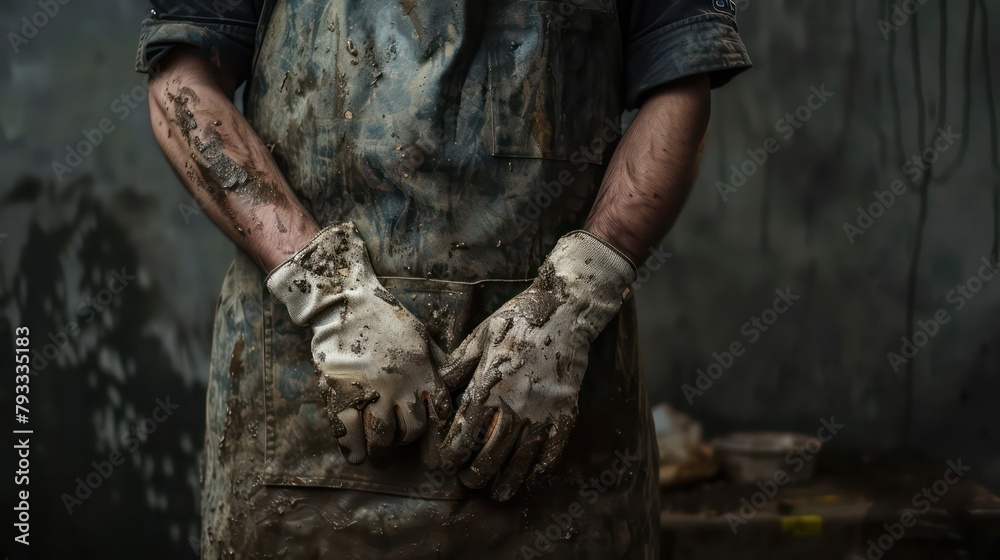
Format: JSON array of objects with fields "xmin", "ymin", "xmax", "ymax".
[
  {"xmin": 584, "ymin": 74, "xmax": 711, "ymax": 264},
  {"xmin": 148, "ymin": 47, "xmax": 320, "ymax": 272}
]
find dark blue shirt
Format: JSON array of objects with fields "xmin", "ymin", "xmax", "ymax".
[{"xmin": 136, "ymin": 0, "xmax": 750, "ymax": 108}]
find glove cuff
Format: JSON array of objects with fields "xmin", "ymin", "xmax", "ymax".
[
  {"xmin": 265, "ymin": 222, "xmax": 372, "ymax": 326},
  {"xmin": 540, "ymin": 231, "xmax": 638, "ymax": 342},
  {"xmin": 549, "ymin": 231, "xmax": 637, "ymax": 298}
]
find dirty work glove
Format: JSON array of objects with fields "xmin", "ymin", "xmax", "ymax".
[
  {"xmin": 266, "ymin": 223, "xmax": 452, "ymax": 464},
  {"xmin": 438, "ymin": 231, "xmax": 636, "ymax": 501}
]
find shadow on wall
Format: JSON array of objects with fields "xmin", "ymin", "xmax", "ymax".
[{"xmin": 0, "ymin": 176, "xmax": 205, "ymax": 557}]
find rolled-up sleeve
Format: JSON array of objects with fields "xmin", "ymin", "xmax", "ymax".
[
  {"xmin": 618, "ymin": 0, "xmax": 752, "ymax": 107},
  {"xmin": 135, "ymin": 0, "xmax": 264, "ymax": 83}
]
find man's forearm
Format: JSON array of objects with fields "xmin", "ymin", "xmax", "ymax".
[
  {"xmin": 584, "ymin": 74, "xmax": 711, "ymax": 264},
  {"xmin": 148, "ymin": 48, "xmax": 319, "ymax": 272}
]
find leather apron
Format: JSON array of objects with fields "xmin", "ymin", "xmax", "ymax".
[{"xmin": 200, "ymin": 0, "xmax": 658, "ymax": 557}]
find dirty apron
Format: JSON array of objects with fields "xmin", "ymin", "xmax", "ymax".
[{"xmin": 200, "ymin": 0, "xmax": 659, "ymax": 557}]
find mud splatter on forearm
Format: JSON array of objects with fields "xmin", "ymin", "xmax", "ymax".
[
  {"xmin": 148, "ymin": 56, "xmax": 321, "ymax": 273},
  {"xmin": 166, "ymin": 86, "xmax": 283, "ymax": 210}
]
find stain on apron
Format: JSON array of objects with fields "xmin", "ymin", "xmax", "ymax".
[{"xmin": 200, "ymin": 0, "xmax": 658, "ymax": 557}]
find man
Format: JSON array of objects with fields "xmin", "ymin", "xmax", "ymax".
[{"xmin": 138, "ymin": 0, "xmax": 749, "ymax": 557}]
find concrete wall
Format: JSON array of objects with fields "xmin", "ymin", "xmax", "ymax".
[
  {"xmin": 638, "ymin": 0, "xmax": 1000, "ymax": 488},
  {"xmin": 1, "ymin": 0, "xmax": 997, "ymax": 556}
]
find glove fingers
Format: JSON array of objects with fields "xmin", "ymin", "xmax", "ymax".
[
  {"xmin": 439, "ymin": 400, "xmax": 490, "ymax": 469},
  {"xmin": 438, "ymin": 325, "xmax": 488, "ymax": 391},
  {"xmin": 427, "ymin": 338, "xmax": 450, "ymax": 369},
  {"xmin": 426, "ymin": 385, "xmax": 453, "ymax": 433},
  {"xmin": 423, "ymin": 383, "xmax": 451, "ymax": 437},
  {"xmin": 425, "ymin": 338, "xmax": 456, "ymax": 425},
  {"xmin": 336, "ymin": 408, "xmax": 367, "ymax": 464},
  {"xmin": 322, "ymin": 377, "xmax": 379, "ymax": 438},
  {"xmin": 363, "ymin": 400, "xmax": 398, "ymax": 458},
  {"xmin": 490, "ymin": 423, "xmax": 548, "ymax": 502},
  {"xmin": 459, "ymin": 407, "xmax": 521, "ymax": 490},
  {"xmin": 395, "ymin": 399, "xmax": 427, "ymax": 445},
  {"xmin": 531, "ymin": 417, "xmax": 575, "ymax": 477}
]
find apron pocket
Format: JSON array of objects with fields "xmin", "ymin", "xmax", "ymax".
[
  {"xmin": 487, "ymin": 0, "xmax": 619, "ymax": 163},
  {"xmin": 261, "ymin": 276, "xmax": 529, "ymax": 497}
]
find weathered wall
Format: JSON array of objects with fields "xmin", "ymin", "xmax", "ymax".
[
  {"xmin": 640, "ymin": 0, "xmax": 1000, "ymax": 490},
  {"xmin": 0, "ymin": 0, "xmax": 997, "ymax": 557}
]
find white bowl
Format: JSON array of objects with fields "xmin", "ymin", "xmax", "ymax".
[{"xmin": 712, "ymin": 432, "xmax": 820, "ymax": 483}]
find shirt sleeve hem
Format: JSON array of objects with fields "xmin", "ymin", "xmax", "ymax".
[
  {"xmin": 135, "ymin": 18, "xmax": 256, "ymax": 82},
  {"xmin": 623, "ymin": 13, "xmax": 752, "ymax": 108}
]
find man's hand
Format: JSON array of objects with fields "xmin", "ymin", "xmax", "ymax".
[
  {"xmin": 267, "ymin": 223, "xmax": 452, "ymax": 463},
  {"xmin": 437, "ymin": 231, "xmax": 635, "ymax": 501}
]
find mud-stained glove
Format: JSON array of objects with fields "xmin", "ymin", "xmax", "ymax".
[
  {"xmin": 438, "ymin": 231, "xmax": 636, "ymax": 501},
  {"xmin": 266, "ymin": 223, "xmax": 452, "ymax": 464}
]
